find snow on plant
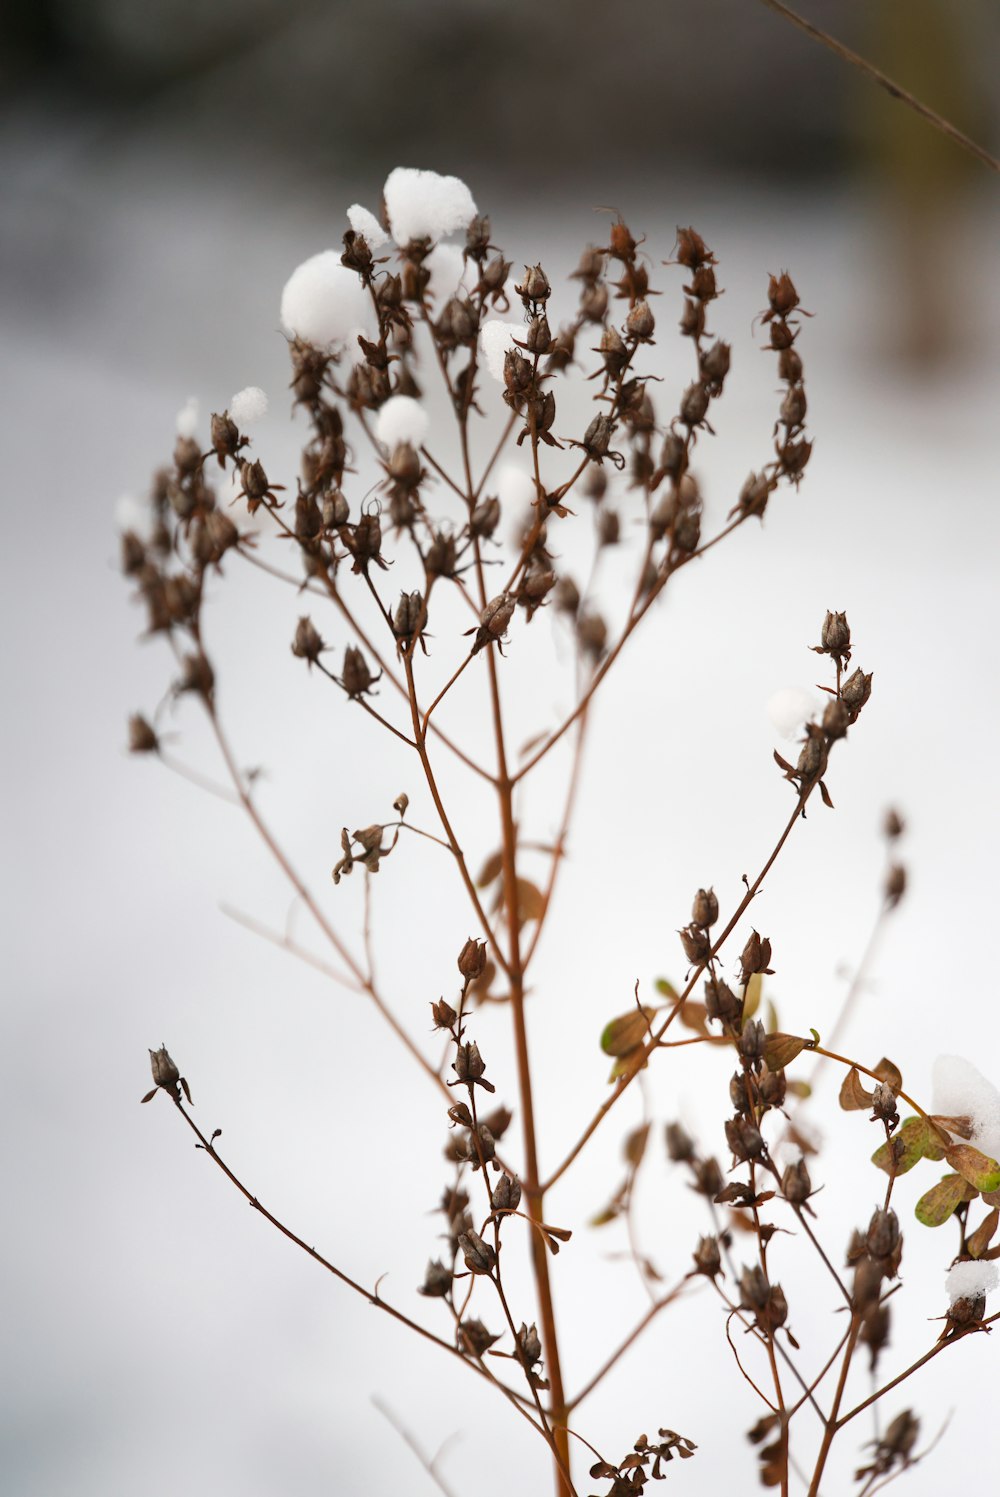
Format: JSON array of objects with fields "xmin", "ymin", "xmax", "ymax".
[{"xmin": 120, "ymin": 162, "xmax": 1000, "ymax": 1497}]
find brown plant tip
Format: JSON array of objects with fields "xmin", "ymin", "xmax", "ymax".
[
  {"xmin": 128, "ymin": 714, "xmax": 159, "ymax": 754},
  {"xmin": 291, "ymin": 616, "xmax": 325, "ymax": 665},
  {"xmin": 141, "ymin": 1044, "xmax": 192, "ymax": 1105}
]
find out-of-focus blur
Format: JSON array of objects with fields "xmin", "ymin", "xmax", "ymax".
[{"xmin": 3, "ymin": 5, "xmax": 999, "ymax": 1496}]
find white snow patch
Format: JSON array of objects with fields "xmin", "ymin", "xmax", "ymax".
[
  {"xmin": 496, "ymin": 463, "xmax": 537, "ymax": 511},
  {"xmin": 480, "ymin": 320, "xmax": 524, "ymax": 383},
  {"xmin": 767, "ymin": 687, "xmax": 820, "ymax": 742},
  {"xmin": 115, "ymin": 492, "xmax": 155, "ymax": 543},
  {"xmin": 375, "ymin": 395, "xmax": 429, "ymax": 451},
  {"xmin": 230, "ymin": 386, "xmax": 268, "ymax": 426},
  {"xmin": 425, "ymin": 242, "xmax": 475, "ymax": 301},
  {"xmin": 933, "ymin": 1055, "xmax": 1000, "ymax": 1163},
  {"xmin": 175, "ymin": 396, "xmax": 199, "ymax": 439},
  {"xmin": 383, "ymin": 167, "xmax": 476, "ymax": 246},
  {"xmin": 347, "ymin": 204, "xmax": 389, "ymax": 249},
  {"xmin": 945, "ymin": 1259, "xmax": 999, "ymax": 1305},
  {"xmin": 280, "ymin": 251, "xmax": 373, "ymax": 352}
]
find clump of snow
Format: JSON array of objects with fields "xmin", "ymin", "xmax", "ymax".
[
  {"xmin": 945, "ymin": 1259, "xmax": 998, "ymax": 1305},
  {"xmin": 347, "ymin": 204, "xmax": 389, "ymax": 249},
  {"xmin": 230, "ymin": 386, "xmax": 268, "ymax": 427},
  {"xmin": 496, "ymin": 463, "xmax": 537, "ymax": 511},
  {"xmin": 425, "ymin": 243, "xmax": 475, "ymax": 301},
  {"xmin": 481, "ymin": 320, "xmax": 524, "ymax": 382},
  {"xmin": 383, "ymin": 167, "xmax": 476, "ymax": 246},
  {"xmin": 933, "ymin": 1055, "xmax": 1000, "ymax": 1163},
  {"xmin": 176, "ymin": 396, "xmax": 199, "ymax": 438},
  {"xmin": 280, "ymin": 251, "xmax": 373, "ymax": 351},
  {"xmin": 375, "ymin": 395, "xmax": 429, "ymax": 450},
  {"xmin": 767, "ymin": 687, "xmax": 820, "ymax": 741},
  {"xmin": 115, "ymin": 492, "xmax": 155, "ymax": 543}
]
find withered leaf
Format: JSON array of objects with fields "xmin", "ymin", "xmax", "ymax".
[
  {"xmin": 476, "ymin": 850, "xmax": 503, "ymax": 888},
  {"xmin": 624, "ymin": 1122, "xmax": 651, "ymax": 1169},
  {"xmin": 966, "ymin": 1207, "xmax": 1000, "ymax": 1259},
  {"xmin": 763, "ymin": 1032, "xmax": 808, "ymax": 1070},
  {"xmin": 654, "ymin": 977, "xmax": 680, "ymax": 1000},
  {"xmin": 873, "ymin": 1056, "xmax": 903, "ymax": 1092},
  {"xmin": 600, "ymin": 1007, "xmax": 656, "ymax": 1057},
  {"xmin": 839, "ymin": 1066, "xmax": 874, "ymax": 1112},
  {"xmin": 943, "ymin": 1143, "xmax": 1000, "ymax": 1194},
  {"xmin": 515, "ymin": 877, "xmax": 545, "ymax": 925},
  {"xmin": 914, "ymin": 1172, "xmax": 976, "ymax": 1227}
]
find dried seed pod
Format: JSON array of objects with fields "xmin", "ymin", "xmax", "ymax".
[
  {"xmin": 418, "ymin": 1260, "xmax": 453, "ymax": 1298},
  {"xmin": 128, "ymin": 714, "xmax": 159, "ymax": 754},
  {"xmin": 782, "ymin": 1159, "xmax": 812, "ymax": 1205},
  {"xmin": 691, "ymin": 887, "xmax": 719, "ymax": 928},
  {"xmin": 458, "ymin": 1229, "xmax": 497, "ymax": 1275},
  {"xmin": 679, "ymin": 923, "xmax": 711, "ymax": 966},
  {"xmin": 665, "ymin": 1122, "xmax": 695, "ymax": 1163},
  {"xmin": 291, "ymin": 616, "xmax": 324, "ymax": 665},
  {"xmin": 458, "ymin": 938, "xmax": 488, "ymax": 981},
  {"xmin": 491, "ymin": 1174, "xmax": 522, "ymax": 1212},
  {"xmin": 693, "ymin": 1235, "xmax": 722, "ymax": 1277}
]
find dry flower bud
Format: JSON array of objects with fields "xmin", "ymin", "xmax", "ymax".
[
  {"xmin": 210, "ymin": 411, "xmax": 240, "ymax": 463},
  {"xmin": 726, "ymin": 1116, "xmax": 764, "ymax": 1161},
  {"xmin": 738, "ymin": 1018, "xmax": 766, "ymax": 1062},
  {"xmin": 870, "ymin": 1082, "xmax": 899, "ymax": 1129},
  {"xmin": 431, "ymin": 998, "xmax": 457, "ymax": 1031},
  {"xmin": 740, "ymin": 930, "xmax": 773, "ymax": 982},
  {"xmin": 693, "ymin": 1235, "xmax": 722, "ymax": 1277},
  {"xmin": 470, "ymin": 496, "xmax": 501, "ymax": 538},
  {"xmin": 525, "ymin": 314, "xmax": 552, "ymax": 355},
  {"xmin": 458, "ymin": 938, "xmax": 488, "ymax": 981},
  {"xmin": 691, "ymin": 887, "xmax": 719, "ymax": 928},
  {"xmin": 178, "ymin": 652, "xmax": 214, "ymax": 698},
  {"xmin": 322, "ymin": 489, "xmax": 349, "ymax": 528},
  {"xmin": 143, "ymin": 1044, "xmax": 191, "ymax": 1105},
  {"xmin": 291, "ymin": 616, "xmax": 324, "ymax": 665},
  {"xmin": 576, "ymin": 611, "xmax": 608, "ymax": 661},
  {"xmin": 884, "ymin": 808, "xmax": 905, "ymax": 840},
  {"xmin": 341, "ymin": 645, "xmax": 377, "ymax": 698},
  {"xmin": 852, "ymin": 1255, "xmax": 885, "ymax": 1311},
  {"xmin": 758, "ymin": 1064, "xmax": 786, "ymax": 1108},
  {"xmin": 458, "ymin": 1229, "xmax": 497, "ymax": 1275},
  {"xmin": 665, "ymin": 1122, "xmax": 695, "ymax": 1163},
  {"xmin": 553, "ymin": 577, "xmax": 580, "ymax": 615},
  {"xmin": 458, "ymin": 1319, "xmax": 500, "ymax": 1356},
  {"xmin": 491, "ymin": 1173, "xmax": 522, "ymax": 1212},
  {"xmin": 598, "ymin": 326, "xmax": 628, "ymax": 379},
  {"xmin": 679, "ymin": 923, "xmax": 711, "ymax": 966},
  {"xmin": 516, "ymin": 263, "xmax": 551, "ymax": 303},
  {"xmin": 778, "ymin": 346, "xmax": 803, "ymax": 382},
  {"xmin": 822, "ymin": 698, "xmax": 850, "ymax": 739},
  {"xmin": 817, "ymin": 610, "xmax": 851, "ymax": 662},
  {"xmin": 693, "ymin": 1157, "xmax": 723, "ymax": 1197},
  {"xmin": 452, "ymin": 1040, "xmax": 494, "ymax": 1092},
  {"xmin": 767, "ymin": 272, "xmax": 799, "ymax": 317},
  {"xmin": 675, "ymin": 226, "xmax": 710, "ymax": 269},
  {"xmin": 704, "ymin": 975, "xmax": 739, "ymax": 1023},
  {"xmin": 580, "ymin": 282, "xmax": 608, "ymax": 322},
  {"xmin": 841, "ymin": 668, "xmax": 873, "ymax": 716},
  {"xmin": 516, "ymin": 1322, "xmax": 542, "ymax": 1367},
  {"xmin": 128, "ymin": 714, "xmax": 159, "ymax": 754},
  {"xmin": 866, "ymin": 1207, "xmax": 901, "ymax": 1263},
  {"xmin": 680, "ymin": 382, "xmax": 710, "ymax": 428},
  {"xmin": 597, "ymin": 509, "xmax": 620, "ymax": 547},
  {"xmin": 419, "ymin": 1259, "xmax": 452, "ymax": 1298},
  {"xmin": 626, "ymin": 300, "xmax": 655, "ymax": 340},
  {"xmin": 782, "ymin": 1159, "xmax": 812, "ymax": 1205},
  {"xmin": 393, "ymin": 590, "xmax": 428, "ymax": 644},
  {"xmin": 885, "ymin": 863, "xmax": 906, "ymax": 908}
]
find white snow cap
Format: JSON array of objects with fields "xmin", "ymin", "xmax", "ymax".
[
  {"xmin": 375, "ymin": 395, "xmax": 429, "ymax": 450},
  {"xmin": 933, "ymin": 1055, "xmax": 1000, "ymax": 1164},
  {"xmin": 767, "ymin": 687, "xmax": 820, "ymax": 742},
  {"xmin": 945, "ymin": 1258, "xmax": 999, "ymax": 1305},
  {"xmin": 383, "ymin": 167, "xmax": 477, "ymax": 246},
  {"xmin": 230, "ymin": 386, "xmax": 268, "ymax": 426},
  {"xmin": 280, "ymin": 251, "xmax": 373, "ymax": 351},
  {"xmin": 347, "ymin": 203, "xmax": 390, "ymax": 249},
  {"xmin": 175, "ymin": 396, "xmax": 199, "ymax": 439},
  {"xmin": 115, "ymin": 492, "xmax": 155, "ymax": 543},
  {"xmin": 425, "ymin": 242, "xmax": 475, "ymax": 301},
  {"xmin": 496, "ymin": 463, "xmax": 536, "ymax": 511},
  {"xmin": 480, "ymin": 319, "xmax": 524, "ymax": 383}
]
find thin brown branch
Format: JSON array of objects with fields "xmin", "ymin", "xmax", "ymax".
[{"xmin": 755, "ymin": 0, "xmax": 1000, "ymax": 175}]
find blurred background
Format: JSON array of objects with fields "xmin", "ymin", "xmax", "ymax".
[{"xmin": 3, "ymin": 3, "xmax": 999, "ymax": 1495}]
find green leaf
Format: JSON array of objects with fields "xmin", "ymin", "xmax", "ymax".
[
  {"xmin": 915, "ymin": 1172, "xmax": 975, "ymax": 1227},
  {"xmin": 871, "ymin": 1116, "xmax": 931, "ymax": 1177},
  {"xmin": 944, "ymin": 1143, "xmax": 1000, "ymax": 1194},
  {"xmin": 654, "ymin": 978, "xmax": 679, "ymax": 1000},
  {"xmin": 763, "ymin": 1032, "xmax": 807, "ymax": 1071},
  {"xmin": 787, "ymin": 1079, "xmax": 812, "ymax": 1099},
  {"xmin": 600, "ymin": 1007, "xmax": 656, "ymax": 1057}
]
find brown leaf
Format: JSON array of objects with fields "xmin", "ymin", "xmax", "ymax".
[
  {"xmin": 943, "ymin": 1143, "xmax": 1000, "ymax": 1194},
  {"xmin": 515, "ymin": 877, "xmax": 545, "ymax": 925},
  {"xmin": 873, "ymin": 1057, "xmax": 902, "ymax": 1092},
  {"xmin": 476, "ymin": 850, "xmax": 503, "ymax": 888},
  {"xmin": 763, "ymin": 1032, "xmax": 808, "ymax": 1071},
  {"xmin": 839, "ymin": 1066, "xmax": 874, "ymax": 1112},
  {"xmin": 967, "ymin": 1207, "xmax": 1000, "ymax": 1259},
  {"xmin": 624, "ymin": 1123, "xmax": 650, "ymax": 1169}
]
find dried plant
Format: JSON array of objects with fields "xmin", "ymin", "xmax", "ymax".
[{"xmin": 121, "ymin": 152, "xmax": 999, "ymax": 1497}]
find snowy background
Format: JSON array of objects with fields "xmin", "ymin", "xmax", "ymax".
[{"xmin": 3, "ymin": 4, "xmax": 1000, "ymax": 1494}]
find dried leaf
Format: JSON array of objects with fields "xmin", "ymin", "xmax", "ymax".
[
  {"xmin": 944, "ymin": 1143, "xmax": 1000, "ymax": 1194},
  {"xmin": 930, "ymin": 1113, "xmax": 974, "ymax": 1142},
  {"xmin": 654, "ymin": 977, "xmax": 680, "ymax": 1000},
  {"xmin": 515, "ymin": 877, "xmax": 545, "ymax": 924},
  {"xmin": 873, "ymin": 1057, "xmax": 903, "ymax": 1092},
  {"xmin": 763, "ymin": 1032, "xmax": 807, "ymax": 1070},
  {"xmin": 871, "ymin": 1116, "xmax": 932, "ymax": 1177},
  {"xmin": 743, "ymin": 971, "xmax": 763, "ymax": 1021},
  {"xmin": 476, "ymin": 850, "xmax": 503, "ymax": 888},
  {"xmin": 624, "ymin": 1123, "xmax": 650, "ymax": 1169},
  {"xmin": 787, "ymin": 1080, "xmax": 812, "ymax": 1100},
  {"xmin": 608, "ymin": 1050, "xmax": 649, "ymax": 1083},
  {"xmin": 600, "ymin": 1007, "xmax": 656, "ymax": 1057},
  {"xmin": 839, "ymin": 1066, "xmax": 874, "ymax": 1112},
  {"xmin": 967, "ymin": 1207, "xmax": 1000, "ymax": 1259},
  {"xmin": 914, "ymin": 1172, "xmax": 975, "ymax": 1227},
  {"xmin": 677, "ymin": 999, "xmax": 709, "ymax": 1035}
]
